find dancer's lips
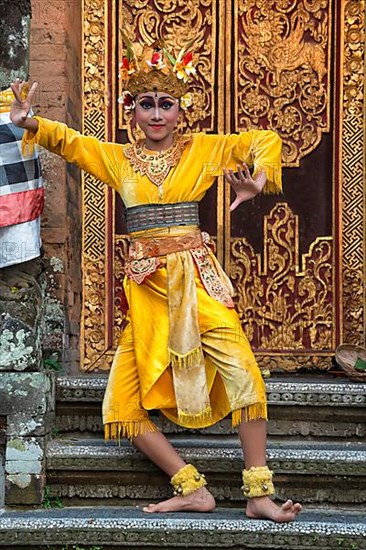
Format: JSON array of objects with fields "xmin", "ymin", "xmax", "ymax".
[{"xmin": 149, "ymin": 124, "xmax": 165, "ymax": 130}]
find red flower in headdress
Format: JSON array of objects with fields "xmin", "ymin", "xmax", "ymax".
[
  {"xmin": 119, "ymin": 57, "xmax": 130, "ymax": 80},
  {"xmin": 182, "ymin": 52, "xmax": 193, "ymax": 66},
  {"xmin": 147, "ymin": 51, "xmax": 165, "ymax": 69}
]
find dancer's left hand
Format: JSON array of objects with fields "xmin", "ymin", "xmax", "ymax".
[{"xmin": 223, "ymin": 163, "xmax": 267, "ymax": 212}]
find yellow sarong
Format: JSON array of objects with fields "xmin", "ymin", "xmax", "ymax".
[{"xmin": 102, "ymin": 226, "xmax": 267, "ymax": 439}]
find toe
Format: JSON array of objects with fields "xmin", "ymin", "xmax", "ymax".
[
  {"xmin": 281, "ymin": 499, "xmax": 294, "ymax": 511},
  {"xmin": 142, "ymin": 503, "xmax": 159, "ymax": 513}
]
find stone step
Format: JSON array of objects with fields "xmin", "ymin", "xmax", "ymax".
[
  {"xmin": 0, "ymin": 506, "xmax": 365, "ymax": 549},
  {"xmin": 46, "ymin": 437, "xmax": 366, "ymax": 507},
  {"xmin": 55, "ymin": 374, "xmax": 366, "ymax": 440}
]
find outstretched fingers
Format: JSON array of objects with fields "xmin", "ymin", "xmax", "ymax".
[
  {"xmin": 229, "ymin": 196, "xmax": 242, "ymax": 212},
  {"xmin": 26, "ymin": 81, "xmax": 38, "ymax": 103},
  {"xmin": 10, "ymin": 80, "xmax": 23, "ymax": 103},
  {"xmin": 238, "ymin": 162, "xmax": 251, "ymax": 181},
  {"xmin": 223, "ymin": 167, "xmax": 237, "ymax": 187},
  {"xmin": 10, "ymin": 79, "xmax": 38, "ymax": 104}
]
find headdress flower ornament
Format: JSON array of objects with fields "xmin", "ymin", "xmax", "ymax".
[{"xmin": 118, "ymin": 33, "xmax": 196, "ymax": 111}]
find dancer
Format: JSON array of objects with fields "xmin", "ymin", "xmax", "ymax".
[{"xmin": 10, "ymin": 37, "xmax": 301, "ymax": 522}]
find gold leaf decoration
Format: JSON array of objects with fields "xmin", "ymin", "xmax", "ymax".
[
  {"xmin": 341, "ymin": 1, "xmax": 365, "ymax": 344},
  {"xmin": 82, "ymin": 0, "xmax": 111, "ymax": 371},
  {"xmin": 257, "ymin": 354, "xmax": 332, "ymax": 373}
]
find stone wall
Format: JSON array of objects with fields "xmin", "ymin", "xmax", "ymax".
[
  {"xmin": 0, "ymin": 1, "xmax": 82, "ymax": 506},
  {"xmin": 1, "ymin": 373, "xmax": 55, "ymax": 505},
  {"xmin": 29, "ymin": 0, "xmax": 82, "ymax": 373}
]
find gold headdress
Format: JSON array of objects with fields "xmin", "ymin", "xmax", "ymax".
[{"xmin": 118, "ymin": 33, "xmax": 196, "ymax": 110}]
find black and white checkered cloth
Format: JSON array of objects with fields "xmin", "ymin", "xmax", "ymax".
[
  {"xmin": 0, "ymin": 110, "xmax": 42, "ymax": 209},
  {"xmin": 0, "ymin": 109, "xmax": 43, "ymax": 267}
]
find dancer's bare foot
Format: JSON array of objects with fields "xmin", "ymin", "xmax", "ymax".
[
  {"xmin": 246, "ymin": 496, "xmax": 302, "ymax": 522},
  {"xmin": 143, "ymin": 486, "xmax": 216, "ymax": 514}
]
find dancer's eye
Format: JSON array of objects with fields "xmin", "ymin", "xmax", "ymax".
[
  {"xmin": 160, "ymin": 100, "xmax": 176, "ymax": 110},
  {"xmin": 138, "ymin": 99, "xmax": 154, "ymax": 109}
]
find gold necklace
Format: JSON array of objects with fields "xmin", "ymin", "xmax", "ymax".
[{"xmin": 124, "ymin": 136, "xmax": 190, "ymax": 188}]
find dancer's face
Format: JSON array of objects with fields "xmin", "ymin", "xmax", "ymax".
[{"xmin": 134, "ymin": 91, "xmax": 180, "ymax": 150}]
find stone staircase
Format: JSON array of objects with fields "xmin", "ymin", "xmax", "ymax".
[{"xmin": 0, "ymin": 373, "xmax": 365, "ymax": 549}]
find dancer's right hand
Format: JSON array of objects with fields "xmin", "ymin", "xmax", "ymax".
[{"xmin": 10, "ymin": 79, "xmax": 38, "ymax": 128}]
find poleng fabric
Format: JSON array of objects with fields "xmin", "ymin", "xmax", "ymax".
[
  {"xmin": 0, "ymin": 91, "xmax": 43, "ymax": 267},
  {"xmin": 0, "ymin": 111, "xmax": 43, "ymax": 228}
]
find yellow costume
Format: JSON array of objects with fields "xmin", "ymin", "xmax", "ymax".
[{"xmin": 23, "ymin": 116, "xmax": 282, "ymax": 440}]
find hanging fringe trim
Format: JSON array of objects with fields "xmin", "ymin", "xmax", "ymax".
[
  {"xmin": 232, "ymin": 401, "xmax": 268, "ymax": 428},
  {"xmin": 253, "ymin": 164, "xmax": 282, "ymax": 195},
  {"xmin": 177, "ymin": 406, "xmax": 213, "ymax": 428},
  {"xmin": 21, "ymin": 129, "xmax": 38, "ymax": 158},
  {"xmin": 104, "ymin": 419, "xmax": 159, "ymax": 443},
  {"xmin": 169, "ymin": 346, "xmax": 202, "ymax": 369}
]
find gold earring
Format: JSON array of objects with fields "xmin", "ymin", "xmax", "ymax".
[
  {"xmin": 125, "ymin": 113, "xmax": 144, "ymax": 143},
  {"xmin": 176, "ymin": 115, "xmax": 185, "ymax": 136},
  {"xmin": 133, "ymin": 122, "xmax": 145, "ymax": 142}
]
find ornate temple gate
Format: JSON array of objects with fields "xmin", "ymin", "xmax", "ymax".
[{"xmin": 80, "ymin": 0, "xmax": 365, "ymax": 372}]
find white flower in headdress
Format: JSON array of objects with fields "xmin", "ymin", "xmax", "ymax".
[
  {"xmin": 118, "ymin": 90, "xmax": 135, "ymax": 110},
  {"xmin": 180, "ymin": 92, "xmax": 193, "ymax": 110}
]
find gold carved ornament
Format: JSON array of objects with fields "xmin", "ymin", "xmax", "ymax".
[
  {"xmin": 235, "ymin": 0, "xmax": 331, "ymax": 167},
  {"xmin": 82, "ymin": 0, "xmax": 113, "ymax": 371},
  {"xmin": 84, "ymin": 0, "xmax": 106, "ymax": 111},
  {"xmin": 341, "ymin": 0, "xmax": 365, "ymax": 345},
  {"xmin": 230, "ymin": 203, "xmax": 334, "ymax": 366}
]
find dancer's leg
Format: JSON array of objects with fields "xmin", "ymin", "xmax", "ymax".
[
  {"xmin": 238, "ymin": 418, "xmax": 302, "ymax": 522},
  {"xmin": 103, "ymin": 319, "xmax": 215, "ymax": 514},
  {"xmin": 197, "ymin": 289, "xmax": 302, "ymax": 523},
  {"xmin": 135, "ymin": 430, "xmax": 216, "ymax": 513}
]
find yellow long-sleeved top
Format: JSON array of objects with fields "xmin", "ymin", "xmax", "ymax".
[
  {"xmin": 23, "ymin": 116, "xmax": 282, "ymax": 433},
  {"xmin": 23, "ymin": 116, "xmax": 282, "ymax": 204}
]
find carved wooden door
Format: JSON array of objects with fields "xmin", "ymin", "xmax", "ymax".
[{"xmin": 80, "ymin": 0, "xmax": 365, "ymax": 372}]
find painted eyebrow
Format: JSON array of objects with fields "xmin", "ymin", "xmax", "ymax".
[{"xmin": 138, "ymin": 95, "xmax": 176, "ymax": 101}]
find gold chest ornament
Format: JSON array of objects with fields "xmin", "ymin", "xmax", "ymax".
[{"xmin": 124, "ymin": 136, "xmax": 190, "ymax": 190}]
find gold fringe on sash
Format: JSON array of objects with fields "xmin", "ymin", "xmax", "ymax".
[
  {"xmin": 232, "ymin": 402, "xmax": 268, "ymax": 428},
  {"xmin": 104, "ymin": 419, "xmax": 159, "ymax": 442},
  {"xmin": 169, "ymin": 347, "xmax": 202, "ymax": 369},
  {"xmin": 177, "ymin": 407, "xmax": 213, "ymax": 427}
]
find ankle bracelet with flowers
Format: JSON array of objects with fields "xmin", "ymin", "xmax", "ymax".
[
  {"xmin": 241, "ymin": 466, "xmax": 275, "ymax": 499},
  {"xmin": 118, "ymin": 33, "xmax": 196, "ymax": 113},
  {"xmin": 170, "ymin": 464, "xmax": 207, "ymax": 497}
]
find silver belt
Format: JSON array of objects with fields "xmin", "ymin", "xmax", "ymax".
[{"xmin": 125, "ymin": 202, "xmax": 200, "ymax": 233}]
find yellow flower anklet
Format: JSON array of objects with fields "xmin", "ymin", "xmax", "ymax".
[
  {"xmin": 241, "ymin": 465, "xmax": 275, "ymax": 498},
  {"xmin": 171, "ymin": 464, "xmax": 207, "ymax": 496}
]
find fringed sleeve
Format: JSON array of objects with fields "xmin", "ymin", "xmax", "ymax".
[
  {"xmin": 248, "ymin": 130, "xmax": 282, "ymax": 194},
  {"xmin": 22, "ymin": 116, "xmax": 123, "ymax": 190},
  {"xmin": 226, "ymin": 129, "xmax": 283, "ymax": 195},
  {"xmin": 197, "ymin": 129, "xmax": 283, "ymax": 195}
]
